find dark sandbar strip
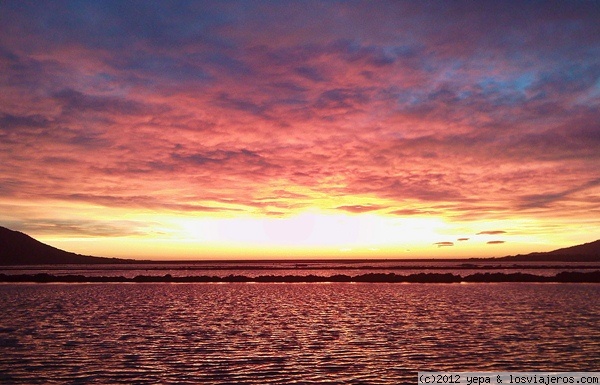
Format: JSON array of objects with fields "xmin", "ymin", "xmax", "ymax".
[{"xmin": 1, "ymin": 271, "xmax": 600, "ymax": 283}]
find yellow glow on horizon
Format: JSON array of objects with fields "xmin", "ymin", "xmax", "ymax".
[
  {"xmin": 174, "ymin": 211, "xmax": 450, "ymax": 248},
  {"xmin": 32, "ymin": 206, "xmax": 584, "ymax": 260},
  {"xmin": 17, "ymin": 197, "xmax": 596, "ymax": 260}
]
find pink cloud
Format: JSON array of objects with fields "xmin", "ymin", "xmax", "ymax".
[{"xmin": 0, "ymin": 1, "xmax": 599, "ymax": 244}]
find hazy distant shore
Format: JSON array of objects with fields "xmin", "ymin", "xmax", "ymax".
[
  {"xmin": 2, "ymin": 271, "xmax": 599, "ymax": 283},
  {"xmin": 3, "ymin": 261, "xmax": 600, "ymax": 270}
]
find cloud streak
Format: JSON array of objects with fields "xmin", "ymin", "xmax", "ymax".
[{"xmin": 335, "ymin": 205, "xmax": 386, "ymax": 213}]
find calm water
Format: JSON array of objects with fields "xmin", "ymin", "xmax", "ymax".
[{"xmin": 1, "ymin": 283, "xmax": 599, "ymax": 384}]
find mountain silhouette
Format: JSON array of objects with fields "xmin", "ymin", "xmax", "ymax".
[
  {"xmin": 0, "ymin": 226, "xmax": 130, "ymax": 265},
  {"xmin": 500, "ymin": 239, "xmax": 600, "ymax": 262}
]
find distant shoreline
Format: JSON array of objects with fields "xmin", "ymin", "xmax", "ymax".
[
  {"xmin": 2, "ymin": 226, "xmax": 599, "ymax": 265},
  {"xmin": 4, "ymin": 257, "xmax": 600, "ymax": 267},
  {"xmin": 2, "ymin": 271, "xmax": 599, "ymax": 283},
  {"xmin": 2, "ymin": 262, "xmax": 600, "ymax": 271}
]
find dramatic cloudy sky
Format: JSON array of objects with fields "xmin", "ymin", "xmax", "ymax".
[{"xmin": 1, "ymin": 1, "xmax": 599, "ymax": 259}]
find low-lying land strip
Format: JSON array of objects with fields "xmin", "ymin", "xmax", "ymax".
[{"xmin": 1, "ymin": 271, "xmax": 599, "ymax": 283}]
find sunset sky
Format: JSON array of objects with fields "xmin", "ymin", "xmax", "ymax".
[{"xmin": 1, "ymin": 1, "xmax": 599, "ymax": 259}]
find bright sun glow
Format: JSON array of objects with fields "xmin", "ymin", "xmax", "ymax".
[
  {"xmin": 36, "ymin": 202, "xmax": 583, "ymax": 260},
  {"xmin": 176, "ymin": 211, "xmax": 450, "ymax": 248}
]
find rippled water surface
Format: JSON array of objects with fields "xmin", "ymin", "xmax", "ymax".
[{"xmin": 1, "ymin": 283, "xmax": 599, "ymax": 384}]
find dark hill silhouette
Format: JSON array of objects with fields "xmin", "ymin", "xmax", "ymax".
[
  {"xmin": 500, "ymin": 239, "xmax": 600, "ymax": 262},
  {"xmin": 0, "ymin": 226, "xmax": 131, "ymax": 265}
]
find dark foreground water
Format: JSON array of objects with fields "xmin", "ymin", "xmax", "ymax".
[{"xmin": 1, "ymin": 283, "xmax": 599, "ymax": 384}]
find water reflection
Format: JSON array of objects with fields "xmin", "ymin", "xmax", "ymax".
[{"xmin": 0, "ymin": 283, "xmax": 598, "ymax": 384}]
